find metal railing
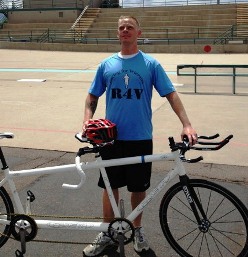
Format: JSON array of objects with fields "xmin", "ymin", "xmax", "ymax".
[
  {"xmin": 70, "ymin": 5, "xmax": 89, "ymax": 30},
  {"xmin": 1, "ymin": 24, "xmax": 247, "ymax": 43},
  {"xmin": 214, "ymin": 24, "xmax": 248, "ymax": 44},
  {"xmin": 119, "ymin": 0, "xmax": 248, "ymax": 8},
  {"xmin": 177, "ymin": 64, "xmax": 248, "ymax": 94}
]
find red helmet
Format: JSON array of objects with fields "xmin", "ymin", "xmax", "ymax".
[{"xmin": 85, "ymin": 119, "xmax": 117, "ymax": 145}]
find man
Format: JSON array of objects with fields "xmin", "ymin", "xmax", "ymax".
[{"xmin": 82, "ymin": 15, "xmax": 197, "ymax": 256}]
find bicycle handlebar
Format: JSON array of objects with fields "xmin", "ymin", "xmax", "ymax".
[
  {"xmin": 75, "ymin": 132, "xmax": 233, "ymax": 164},
  {"xmin": 64, "ymin": 133, "xmax": 233, "ymax": 189},
  {"xmin": 62, "ymin": 148, "xmax": 87, "ymax": 190},
  {"xmin": 170, "ymin": 134, "xmax": 233, "ymax": 163}
]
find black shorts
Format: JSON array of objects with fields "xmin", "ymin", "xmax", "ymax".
[{"xmin": 98, "ymin": 140, "xmax": 153, "ymax": 192}]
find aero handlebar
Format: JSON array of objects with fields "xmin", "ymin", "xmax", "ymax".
[{"xmin": 169, "ymin": 134, "xmax": 233, "ymax": 163}]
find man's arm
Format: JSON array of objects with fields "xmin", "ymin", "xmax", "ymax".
[
  {"xmin": 82, "ymin": 93, "xmax": 99, "ymax": 130},
  {"xmin": 165, "ymin": 91, "xmax": 197, "ymax": 145}
]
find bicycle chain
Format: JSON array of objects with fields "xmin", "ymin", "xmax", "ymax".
[{"xmin": 1, "ymin": 213, "xmax": 111, "ymax": 245}]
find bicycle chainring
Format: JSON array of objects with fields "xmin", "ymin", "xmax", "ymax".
[
  {"xmin": 108, "ymin": 218, "xmax": 135, "ymax": 245},
  {"xmin": 10, "ymin": 214, "xmax": 38, "ymax": 242}
]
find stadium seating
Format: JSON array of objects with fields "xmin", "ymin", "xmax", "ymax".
[{"xmin": 0, "ymin": 3, "xmax": 247, "ymax": 53}]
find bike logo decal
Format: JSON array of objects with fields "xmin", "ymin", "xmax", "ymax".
[{"xmin": 183, "ymin": 186, "xmax": 194, "ymax": 204}]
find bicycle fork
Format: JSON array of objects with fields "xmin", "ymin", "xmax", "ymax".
[{"xmin": 180, "ymin": 175, "xmax": 210, "ymax": 233}]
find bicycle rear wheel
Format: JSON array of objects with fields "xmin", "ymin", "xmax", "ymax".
[
  {"xmin": 159, "ymin": 179, "xmax": 248, "ymax": 257},
  {"xmin": 0, "ymin": 186, "xmax": 14, "ymax": 247}
]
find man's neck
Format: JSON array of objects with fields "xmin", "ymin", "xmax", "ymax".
[{"xmin": 121, "ymin": 44, "xmax": 139, "ymax": 55}]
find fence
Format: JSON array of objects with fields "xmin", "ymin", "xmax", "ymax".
[
  {"xmin": 177, "ymin": 64, "xmax": 248, "ymax": 94},
  {"xmin": 119, "ymin": 0, "xmax": 248, "ymax": 8},
  {"xmin": 1, "ymin": 24, "xmax": 247, "ymax": 44}
]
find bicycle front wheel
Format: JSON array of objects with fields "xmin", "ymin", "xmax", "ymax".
[
  {"xmin": 159, "ymin": 179, "xmax": 248, "ymax": 257},
  {"xmin": 0, "ymin": 186, "xmax": 14, "ymax": 247}
]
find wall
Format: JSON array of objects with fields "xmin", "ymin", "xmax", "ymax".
[{"xmin": 0, "ymin": 41, "xmax": 248, "ymax": 53}]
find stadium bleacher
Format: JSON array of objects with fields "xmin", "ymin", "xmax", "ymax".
[{"xmin": 0, "ymin": 0, "xmax": 247, "ymax": 53}]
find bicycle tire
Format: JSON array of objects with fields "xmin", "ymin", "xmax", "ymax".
[
  {"xmin": 0, "ymin": 186, "xmax": 14, "ymax": 247},
  {"xmin": 159, "ymin": 179, "xmax": 248, "ymax": 257}
]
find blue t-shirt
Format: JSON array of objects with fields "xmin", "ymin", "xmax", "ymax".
[{"xmin": 88, "ymin": 51, "xmax": 175, "ymax": 140}]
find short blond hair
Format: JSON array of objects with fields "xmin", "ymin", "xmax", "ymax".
[{"xmin": 118, "ymin": 15, "xmax": 140, "ymax": 28}]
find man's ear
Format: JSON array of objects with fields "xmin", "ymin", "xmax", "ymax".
[{"xmin": 138, "ymin": 30, "xmax": 142, "ymax": 37}]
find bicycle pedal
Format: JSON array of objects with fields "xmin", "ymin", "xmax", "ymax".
[
  {"xmin": 27, "ymin": 190, "xmax": 35, "ymax": 202},
  {"xmin": 15, "ymin": 249, "xmax": 24, "ymax": 257}
]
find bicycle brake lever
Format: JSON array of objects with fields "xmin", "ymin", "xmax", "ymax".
[
  {"xmin": 75, "ymin": 132, "xmax": 88, "ymax": 143},
  {"xmin": 180, "ymin": 155, "xmax": 203, "ymax": 163}
]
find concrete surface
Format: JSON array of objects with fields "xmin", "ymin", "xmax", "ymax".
[
  {"xmin": 0, "ymin": 49, "xmax": 247, "ymax": 170},
  {"xmin": 0, "ymin": 49, "xmax": 248, "ymax": 257}
]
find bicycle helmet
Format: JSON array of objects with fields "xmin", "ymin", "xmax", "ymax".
[{"xmin": 84, "ymin": 119, "xmax": 117, "ymax": 145}]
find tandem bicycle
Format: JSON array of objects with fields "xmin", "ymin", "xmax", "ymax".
[{"xmin": 0, "ymin": 131, "xmax": 247, "ymax": 257}]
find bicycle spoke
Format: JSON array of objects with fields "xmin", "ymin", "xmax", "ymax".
[
  {"xmin": 211, "ymin": 208, "xmax": 237, "ymax": 224},
  {"xmin": 177, "ymin": 227, "xmax": 199, "ymax": 241},
  {"xmin": 208, "ymin": 229, "xmax": 236, "ymax": 256},
  {"xmin": 185, "ymin": 230, "xmax": 202, "ymax": 251},
  {"xmin": 208, "ymin": 196, "xmax": 226, "ymax": 220},
  {"xmin": 212, "ymin": 221, "xmax": 246, "ymax": 236},
  {"xmin": 198, "ymin": 232, "xmax": 205, "ymax": 257},
  {"xmin": 195, "ymin": 187, "xmax": 211, "ymax": 217},
  {"xmin": 210, "ymin": 226, "xmax": 244, "ymax": 247},
  {"xmin": 169, "ymin": 204, "xmax": 197, "ymax": 225},
  {"xmin": 204, "ymin": 234, "xmax": 211, "ymax": 257}
]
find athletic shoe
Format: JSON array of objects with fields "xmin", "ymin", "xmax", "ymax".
[
  {"xmin": 83, "ymin": 232, "xmax": 115, "ymax": 256},
  {"xmin": 133, "ymin": 227, "xmax": 150, "ymax": 252}
]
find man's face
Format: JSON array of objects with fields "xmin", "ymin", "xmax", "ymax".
[{"xmin": 117, "ymin": 18, "xmax": 141, "ymax": 44}]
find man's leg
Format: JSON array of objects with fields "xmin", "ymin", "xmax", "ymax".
[
  {"xmin": 131, "ymin": 191, "xmax": 150, "ymax": 252},
  {"xmin": 83, "ymin": 189, "xmax": 119, "ymax": 256},
  {"xmin": 131, "ymin": 191, "xmax": 146, "ymax": 227},
  {"xmin": 103, "ymin": 188, "xmax": 119, "ymax": 222}
]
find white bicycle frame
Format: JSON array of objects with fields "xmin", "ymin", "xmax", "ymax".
[{"xmin": 0, "ymin": 147, "xmax": 186, "ymax": 234}]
